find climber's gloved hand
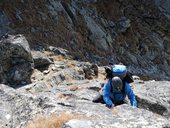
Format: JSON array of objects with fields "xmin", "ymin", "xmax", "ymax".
[
  {"xmin": 106, "ymin": 104, "xmax": 115, "ymax": 109},
  {"xmin": 132, "ymin": 105, "xmax": 137, "ymax": 109}
]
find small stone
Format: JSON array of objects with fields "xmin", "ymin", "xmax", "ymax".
[
  {"xmin": 5, "ymin": 114, "xmax": 11, "ymax": 120},
  {"xmin": 43, "ymin": 70, "xmax": 50, "ymax": 74}
]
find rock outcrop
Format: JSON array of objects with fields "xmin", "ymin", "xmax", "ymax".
[
  {"xmin": 132, "ymin": 80, "xmax": 170, "ymax": 118},
  {"xmin": 0, "ymin": 34, "xmax": 34, "ymax": 86}
]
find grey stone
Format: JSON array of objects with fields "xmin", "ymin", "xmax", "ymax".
[
  {"xmin": 32, "ymin": 51, "xmax": 53, "ymax": 69},
  {"xmin": 0, "ymin": 11, "xmax": 12, "ymax": 37},
  {"xmin": 132, "ymin": 80, "xmax": 170, "ymax": 118},
  {"xmin": 47, "ymin": 0, "xmax": 63, "ymax": 16},
  {"xmin": 155, "ymin": 0, "xmax": 170, "ymax": 20},
  {"xmin": 84, "ymin": 16, "xmax": 111, "ymax": 51},
  {"xmin": 116, "ymin": 17, "xmax": 131, "ymax": 33},
  {"xmin": 0, "ymin": 34, "xmax": 34, "ymax": 86},
  {"xmin": 49, "ymin": 46, "xmax": 70, "ymax": 56},
  {"xmin": 64, "ymin": 119, "xmax": 93, "ymax": 128},
  {"xmin": 83, "ymin": 62, "xmax": 98, "ymax": 79}
]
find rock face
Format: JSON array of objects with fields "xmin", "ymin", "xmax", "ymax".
[
  {"xmin": 0, "ymin": 0, "xmax": 170, "ymax": 127},
  {"xmin": 0, "ymin": 78, "xmax": 170, "ymax": 128},
  {"xmin": 132, "ymin": 80, "xmax": 170, "ymax": 118},
  {"xmin": 0, "ymin": 10, "xmax": 12, "ymax": 36},
  {"xmin": 154, "ymin": 0, "xmax": 170, "ymax": 20},
  {"xmin": 0, "ymin": 34, "xmax": 34, "ymax": 86},
  {"xmin": 0, "ymin": 0, "xmax": 170, "ymax": 80}
]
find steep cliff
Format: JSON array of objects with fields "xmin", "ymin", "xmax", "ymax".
[{"xmin": 0, "ymin": 0, "xmax": 170, "ymax": 80}]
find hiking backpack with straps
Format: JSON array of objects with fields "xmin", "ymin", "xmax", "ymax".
[{"xmin": 105, "ymin": 64, "xmax": 134, "ymax": 84}]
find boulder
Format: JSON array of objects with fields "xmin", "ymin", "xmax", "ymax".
[
  {"xmin": 49, "ymin": 46, "xmax": 70, "ymax": 56},
  {"xmin": 132, "ymin": 80, "xmax": 170, "ymax": 118},
  {"xmin": 116, "ymin": 16, "xmax": 131, "ymax": 33},
  {"xmin": 83, "ymin": 62, "xmax": 98, "ymax": 79},
  {"xmin": 31, "ymin": 51, "xmax": 53, "ymax": 69},
  {"xmin": 0, "ymin": 34, "xmax": 34, "ymax": 86}
]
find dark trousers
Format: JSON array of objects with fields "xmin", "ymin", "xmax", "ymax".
[
  {"xmin": 92, "ymin": 93, "xmax": 126, "ymax": 106},
  {"xmin": 92, "ymin": 93, "xmax": 105, "ymax": 104}
]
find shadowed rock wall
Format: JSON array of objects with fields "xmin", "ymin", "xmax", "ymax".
[{"xmin": 0, "ymin": 0, "xmax": 169, "ymax": 80}]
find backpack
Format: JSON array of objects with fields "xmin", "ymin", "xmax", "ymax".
[{"xmin": 105, "ymin": 64, "xmax": 134, "ymax": 83}]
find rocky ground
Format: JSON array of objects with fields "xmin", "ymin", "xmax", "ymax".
[
  {"xmin": 0, "ymin": 35, "xmax": 170, "ymax": 128},
  {"xmin": 0, "ymin": 0, "xmax": 170, "ymax": 127}
]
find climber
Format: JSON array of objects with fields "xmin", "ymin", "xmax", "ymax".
[{"xmin": 93, "ymin": 76, "xmax": 137, "ymax": 108}]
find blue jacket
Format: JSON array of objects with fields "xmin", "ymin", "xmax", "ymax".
[{"xmin": 103, "ymin": 80, "xmax": 137, "ymax": 108}]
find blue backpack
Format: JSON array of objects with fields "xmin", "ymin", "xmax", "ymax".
[{"xmin": 105, "ymin": 64, "xmax": 134, "ymax": 83}]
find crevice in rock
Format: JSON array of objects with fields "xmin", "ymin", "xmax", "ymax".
[
  {"xmin": 61, "ymin": 2, "xmax": 76, "ymax": 26},
  {"xmin": 57, "ymin": 102, "xmax": 73, "ymax": 107},
  {"xmin": 88, "ymin": 87, "xmax": 101, "ymax": 92},
  {"xmin": 136, "ymin": 96, "xmax": 168, "ymax": 118},
  {"xmin": 81, "ymin": 98, "xmax": 90, "ymax": 101}
]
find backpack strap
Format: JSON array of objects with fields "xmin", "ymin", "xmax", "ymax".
[
  {"xmin": 109, "ymin": 79, "xmax": 112, "ymax": 92},
  {"xmin": 121, "ymin": 81, "xmax": 126, "ymax": 98}
]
